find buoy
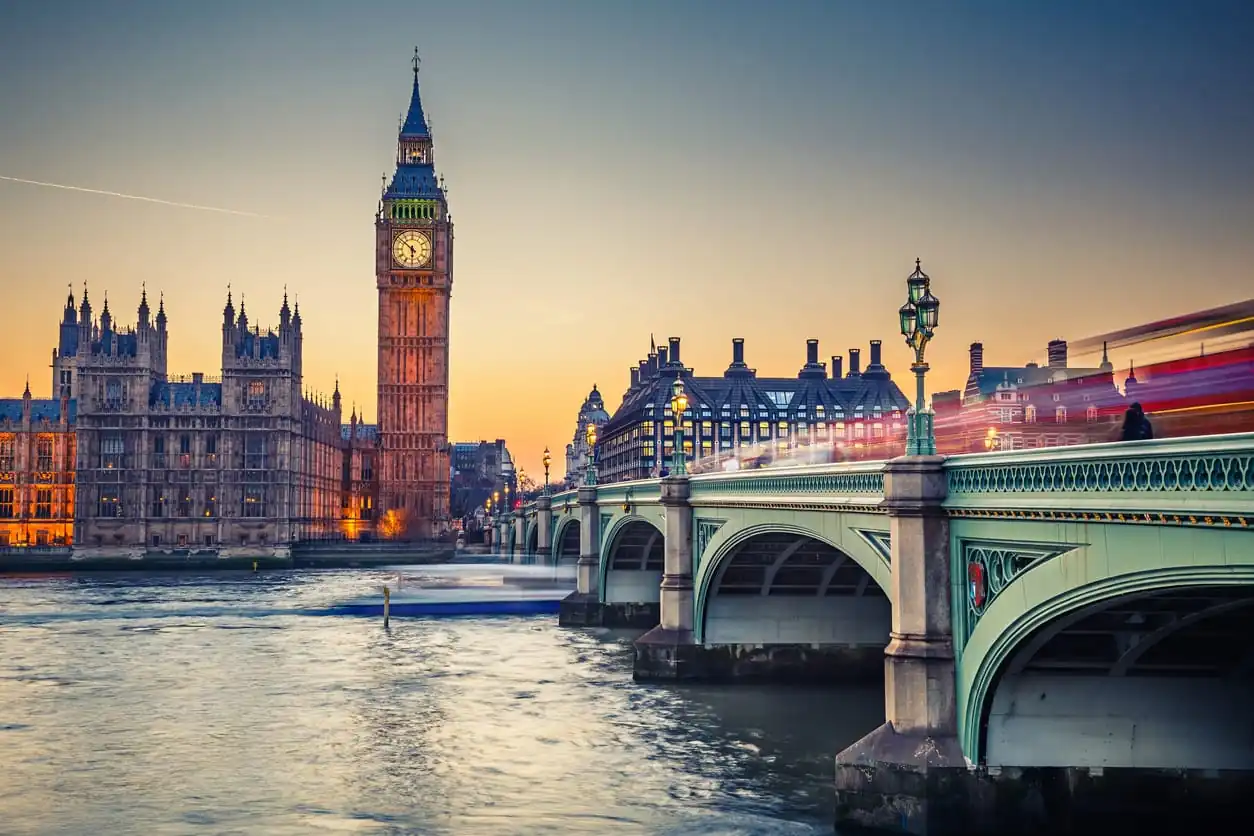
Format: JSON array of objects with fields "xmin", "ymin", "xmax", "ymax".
[{"xmin": 383, "ymin": 584, "xmax": 391, "ymax": 628}]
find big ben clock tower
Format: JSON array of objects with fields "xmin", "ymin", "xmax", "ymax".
[{"xmin": 376, "ymin": 50, "xmax": 452, "ymax": 538}]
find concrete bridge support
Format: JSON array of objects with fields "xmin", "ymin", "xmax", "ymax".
[
  {"xmin": 511, "ymin": 513, "xmax": 525, "ymax": 564},
  {"xmin": 833, "ymin": 455, "xmax": 1254, "ymax": 834},
  {"xmin": 534, "ymin": 495, "xmax": 551, "ymax": 563},
  {"xmin": 633, "ymin": 476, "xmax": 696, "ymax": 675},
  {"xmin": 833, "ymin": 455, "xmax": 967, "ymax": 834},
  {"xmin": 558, "ymin": 485, "xmax": 602, "ymax": 626}
]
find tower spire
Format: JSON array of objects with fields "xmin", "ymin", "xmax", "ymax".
[{"xmin": 399, "ymin": 49, "xmax": 430, "ymax": 138}]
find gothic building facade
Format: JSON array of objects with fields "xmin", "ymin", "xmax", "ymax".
[
  {"xmin": 373, "ymin": 53, "xmax": 453, "ymax": 539},
  {"xmin": 595, "ymin": 335, "xmax": 911, "ymax": 483},
  {"xmin": 0, "ymin": 382, "xmax": 75, "ymax": 548},
  {"xmin": 0, "ymin": 287, "xmax": 347, "ymax": 554}
]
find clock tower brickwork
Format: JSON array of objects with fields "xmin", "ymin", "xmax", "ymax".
[{"xmin": 374, "ymin": 58, "xmax": 452, "ymax": 538}]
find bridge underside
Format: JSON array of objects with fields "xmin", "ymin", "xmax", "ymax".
[
  {"xmin": 554, "ymin": 521, "xmax": 578, "ymax": 564},
  {"xmin": 638, "ymin": 532, "xmax": 890, "ymax": 683},
  {"xmin": 986, "ymin": 584, "xmax": 1254, "ymax": 770},
  {"xmin": 601, "ymin": 521, "xmax": 663, "ymax": 628}
]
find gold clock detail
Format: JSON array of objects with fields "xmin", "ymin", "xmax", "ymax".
[{"xmin": 392, "ymin": 230, "xmax": 432, "ymax": 268}]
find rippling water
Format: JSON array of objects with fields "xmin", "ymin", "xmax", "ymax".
[{"xmin": 0, "ymin": 569, "xmax": 884, "ymax": 835}]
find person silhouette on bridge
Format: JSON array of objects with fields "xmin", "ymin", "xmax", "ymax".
[{"xmin": 1119, "ymin": 402, "xmax": 1154, "ymax": 441}]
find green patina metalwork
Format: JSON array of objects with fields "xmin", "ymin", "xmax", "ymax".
[
  {"xmin": 955, "ymin": 539, "xmax": 1082, "ymax": 646},
  {"xmin": 852, "ymin": 529, "xmax": 892, "ymax": 564},
  {"xmin": 690, "ymin": 468, "xmax": 884, "ymax": 498},
  {"xmin": 945, "ymin": 434, "xmax": 1254, "ymax": 496},
  {"xmin": 599, "ymin": 513, "xmax": 613, "ymax": 548},
  {"xmin": 694, "ymin": 519, "xmax": 726, "ymax": 568}
]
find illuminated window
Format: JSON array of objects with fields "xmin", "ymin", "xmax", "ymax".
[
  {"xmin": 1025, "ymin": 406, "xmax": 1037, "ymax": 423},
  {"xmin": 777, "ymin": 422, "xmax": 789, "ymax": 436},
  {"xmin": 0, "ymin": 438, "xmax": 12, "ymax": 470},
  {"xmin": 663, "ymin": 420, "xmax": 674, "ymax": 437},
  {"xmin": 1056, "ymin": 406, "xmax": 1067, "ymax": 422},
  {"xmin": 97, "ymin": 487, "xmax": 121, "ymax": 518},
  {"xmin": 739, "ymin": 421, "xmax": 751, "ymax": 437},
  {"xmin": 36, "ymin": 437, "xmax": 53, "ymax": 471},
  {"xmin": 1086, "ymin": 406, "xmax": 1098, "ymax": 422},
  {"xmin": 243, "ymin": 486, "xmax": 266, "ymax": 518},
  {"xmin": 758, "ymin": 421, "xmax": 770, "ymax": 437},
  {"xmin": 0, "ymin": 488, "xmax": 14, "ymax": 518},
  {"xmin": 34, "ymin": 488, "xmax": 52, "ymax": 518}
]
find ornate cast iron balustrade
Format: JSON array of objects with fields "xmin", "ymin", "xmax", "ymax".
[
  {"xmin": 946, "ymin": 433, "xmax": 1254, "ymax": 495},
  {"xmin": 689, "ymin": 463, "xmax": 885, "ymax": 501}
]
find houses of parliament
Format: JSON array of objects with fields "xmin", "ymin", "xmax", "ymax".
[{"xmin": 0, "ymin": 57, "xmax": 451, "ymax": 553}]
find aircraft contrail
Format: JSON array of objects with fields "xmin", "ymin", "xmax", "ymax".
[{"xmin": 0, "ymin": 174, "xmax": 277, "ymax": 219}]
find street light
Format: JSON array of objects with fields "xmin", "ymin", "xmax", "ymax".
[
  {"xmin": 542, "ymin": 447, "xmax": 552, "ymax": 494},
  {"xmin": 670, "ymin": 378, "xmax": 689, "ymax": 476},
  {"xmin": 898, "ymin": 257, "xmax": 941, "ymax": 455},
  {"xmin": 585, "ymin": 422, "xmax": 598, "ymax": 486}
]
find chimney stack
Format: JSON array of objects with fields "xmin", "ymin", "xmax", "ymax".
[
  {"xmin": 657, "ymin": 346, "xmax": 668, "ymax": 367},
  {"xmin": 831, "ymin": 355, "xmax": 843, "ymax": 379},
  {"xmin": 806, "ymin": 339, "xmax": 819, "ymax": 365},
  {"xmin": 969, "ymin": 342, "xmax": 984, "ymax": 375},
  {"xmin": 1047, "ymin": 339, "xmax": 1068, "ymax": 369},
  {"xmin": 630, "ymin": 367, "xmax": 640, "ymax": 388},
  {"xmin": 869, "ymin": 339, "xmax": 882, "ymax": 367},
  {"xmin": 732, "ymin": 338, "xmax": 745, "ymax": 365},
  {"xmin": 668, "ymin": 336, "xmax": 681, "ymax": 365},
  {"xmin": 849, "ymin": 348, "xmax": 861, "ymax": 375}
]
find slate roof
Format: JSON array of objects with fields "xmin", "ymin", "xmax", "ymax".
[
  {"xmin": 400, "ymin": 74, "xmax": 429, "ymax": 137},
  {"xmin": 149, "ymin": 382, "xmax": 222, "ymax": 409},
  {"xmin": 603, "ymin": 361, "xmax": 909, "ymax": 436},
  {"xmin": 341, "ymin": 423, "xmax": 379, "ymax": 443},
  {"xmin": 0, "ymin": 398, "xmax": 75, "ymax": 424},
  {"xmin": 233, "ymin": 330, "xmax": 282, "ymax": 360}
]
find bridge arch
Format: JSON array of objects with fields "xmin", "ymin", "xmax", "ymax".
[
  {"xmin": 965, "ymin": 566, "xmax": 1254, "ymax": 770},
  {"xmin": 551, "ymin": 516, "xmax": 580, "ymax": 565},
  {"xmin": 524, "ymin": 519, "xmax": 539, "ymax": 564},
  {"xmin": 693, "ymin": 523, "xmax": 891, "ymax": 654},
  {"xmin": 598, "ymin": 516, "xmax": 664, "ymax": 605}
]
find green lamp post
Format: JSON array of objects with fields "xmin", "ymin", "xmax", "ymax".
[
  {"xmin": 670, "ymin": 378, "xmax": 689, "ymax": 476},
  {"xmin": 898, "ymin": 258, "xmax": 941, "ymax": 456}
]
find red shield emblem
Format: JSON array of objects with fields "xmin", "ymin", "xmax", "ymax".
[{"xmin": 968, "ymin": 562, "xmax": 986, "ymax": 609}]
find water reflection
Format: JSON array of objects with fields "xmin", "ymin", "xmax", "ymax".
[{"xmin": 0, "ymin": 571, "xmax": 883, "ymax": 835}]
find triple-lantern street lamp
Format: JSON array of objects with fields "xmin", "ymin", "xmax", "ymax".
[
  {"xmin": 542, "ymin": 447, "xmax": 552, "ymax": 494},
  {"xmin": 669, "ymin": 378, "xmax": 689, "ymax": 476},
  {"xmin": 897, "ymin": 258, "xmax": 941, "ymax": 456},
  {"xmin": 585, "ymin": 422, "xmax": 598, "ymax": 487}
]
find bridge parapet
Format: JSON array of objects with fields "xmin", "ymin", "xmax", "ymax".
[
  {"xmin": 688, "ymin": 460, "xmax": 886, "ymax": 508},
  {"xmin": 943, "ymin": 432, "xmax": 1254, "ymax": 522}
]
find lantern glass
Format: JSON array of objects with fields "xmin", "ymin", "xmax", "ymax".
[
  {"xmin": 918, "ymin": 293, "xmax": 940, "ymax": 330},
  {"xmin": 898, "ymin": 301, "xmax": 917, "ymax": 338},
  {"xmin": 586, "ymin": 423, "xmax": 597, "ymax": 446},
  {"xmin": 670, "ymin": 380, "xmax": 688, "ymax": 416},
  {"xmin": 908, "ymin": 276, "xmax": 927, "ymax": 304}
]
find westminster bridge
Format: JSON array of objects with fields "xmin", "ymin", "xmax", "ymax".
[{"xmin": 491, "ymin": 433, "xmax": 1254, "ymax": 834}]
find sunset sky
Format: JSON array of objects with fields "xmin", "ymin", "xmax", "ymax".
[{"xmin": 1, "ymin": 0, "xmax": 1252, "ymax": 479}]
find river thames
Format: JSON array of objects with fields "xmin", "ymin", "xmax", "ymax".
[{"xmin": 0, "ymin": 568, "xmax": 884, "ymax": 835}]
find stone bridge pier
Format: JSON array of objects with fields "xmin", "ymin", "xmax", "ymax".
[{"xmin": 557, "ymin": 485, "xmax": 602, "ymax": 626}]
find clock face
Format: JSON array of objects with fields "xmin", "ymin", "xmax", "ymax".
[{"xmin": 392, "ymin": 230, "xmax": 432, "ymax": 268}]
